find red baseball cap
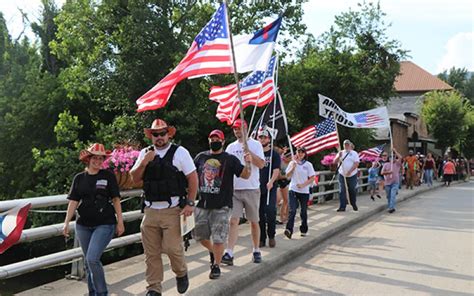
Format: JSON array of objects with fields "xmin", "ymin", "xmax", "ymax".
[
  {"xmin": 232, "ymin": 119, "xmax": 248, "ymax": 129},
  {"xmin": 208, "ymin": 129, "xmax": 225, "ymax": 140}
]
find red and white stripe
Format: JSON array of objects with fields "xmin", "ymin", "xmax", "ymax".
[
  {"xmin": 0, "ymin": 203, "xmax": 31, "ymax": 254},
  {"xmin": 137, "ymin": 40, "xmax": 233, "ymax": 112},
  {"xmin": 209, "ymin": 78, "xmax": 274, "ymax": 125},
  {"xmin": 290, "ymin": 127, "xmax": 339, "ymax": 157}
]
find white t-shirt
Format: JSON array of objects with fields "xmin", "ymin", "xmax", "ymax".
[
  {"xmin": 289, "ymin": 161, "xmax": 316, "ymax": 194},
  {"xmin": 225, "ymin": 138, "xmax": 264, "ymax": 190},
  {"xmin": 133, "ymin": 144, "xmax": 196, "ymax": 209},
  {"xmin": 338, "ymin": 150, "xmax": 359, "ymax": 177}
]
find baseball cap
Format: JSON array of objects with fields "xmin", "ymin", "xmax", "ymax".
[
  {"xmin": 232, "ymin": 119, "xmax": 248, "ymax": 129},
  {"xmin": 258, "ymin": 129, "xmax": 270, "ymax": 138},
  {"xmin": 208, "ymin": 129, "xmax": 225, "ymax": 140}
]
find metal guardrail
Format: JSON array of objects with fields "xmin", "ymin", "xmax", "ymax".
[{"xmin": 0, "ymin": 168, "xmax": 370, "ymax": 280}]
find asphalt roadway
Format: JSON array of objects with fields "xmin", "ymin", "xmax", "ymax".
[{"xmin": 237, "ymin": 181, "xmax": 474, "ymax": 296}]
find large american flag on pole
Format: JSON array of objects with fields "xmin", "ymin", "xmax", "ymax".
[
  {"xmin": 359, "ymin": 144, "xmax": 386, "ymax": 159},
  {"xmin": 136, "ymin": 3, "xmax": 232, "ymax": 112},
  {"xmin": 209, "ymin": 56, "xmax": 277, "ymax": 125},
  {"xmin": 290, "ymin": 118, "xmax": 339, "ymax": 156}
]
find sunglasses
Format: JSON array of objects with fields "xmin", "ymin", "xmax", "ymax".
[
  {"xmin": 382, "ymin": 154, "xmax": 388, "ymax": 157},
  {"xmin": 151, "ymin": 130, "xmax": 168, "ymax": 137}
]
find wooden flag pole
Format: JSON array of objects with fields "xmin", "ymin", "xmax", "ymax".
[{"xmin": 223, "ymin": 0, "xmax": 250, "ymax": 162}]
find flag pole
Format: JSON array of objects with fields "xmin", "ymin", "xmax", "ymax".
[
  {"xmin": 224, "ymin": 0, "xmax": 250, "ymax": 158},
  {"xmin": 276, "ymin": 90, "xmax": 293, "ymax": 156},
  {"xmin": 333, "ymin": 114, "xmax": 350, "ymax": 206},
  {"xmin": 266, "ymin": 59, "xmax": 279, "ymax": 206}
]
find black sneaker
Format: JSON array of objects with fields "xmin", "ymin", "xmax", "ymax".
[
  {"xmin": 284, "ymin": 229, "xmax": 292, "ymax": 239},
  {"xmin": 336, "ymin": 208, "xmax": 346, "ymax": 212},
  {"xmin": 376, "ymin": 194, "xmax": 382, "ymax": 199},
  {"xmin": 209, "ymin": 252, "xmax": 215, "ymax": 266},
  {"xmin": 209, "ymin": 264, "xmax": 221, "ymax": 279},
  {"xmin": 176, "ymin": 273, "xmax": 189, "ymax": 294},
  {"xmin": 352, "ymin": 205, "xmax": 358, "ymax": 211},
  {"xmin": 221, "ymin": 252, "xmax": 234, "ymax": 266},
  {"xmin": 388, "ymin": 209, "xmax": 396, "ymax": 214},
  {"xmin": 145, "ymin": 290, "xmax": 161, "ymax": 296},
  {"xmin": 370, "ymin": 195, "xmax": 375, "ymax": 201},
  {"xmin": 253, "ymin": 251, "xmax": 262, "ymax": 263}
]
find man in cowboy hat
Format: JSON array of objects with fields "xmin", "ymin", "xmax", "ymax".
[{"xmin": 130, "ymin": 119, "xmax": 198, "ymax": 296}]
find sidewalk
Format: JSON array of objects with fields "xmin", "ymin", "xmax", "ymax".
[{"xmin": 19, "ymin": 182, "xmax": 447, "ymax": 296}]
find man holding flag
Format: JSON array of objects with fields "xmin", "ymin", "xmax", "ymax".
[{"xmin": 333, "ymin": 139, "xmax": 360, "ymax": 212}]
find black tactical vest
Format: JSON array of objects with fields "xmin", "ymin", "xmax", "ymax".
[{"xmin": 143, "ymin": 144, "xmax": 188, "ymax": 205}]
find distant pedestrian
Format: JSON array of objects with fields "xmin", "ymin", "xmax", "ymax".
[
  {"xmin": 284, "ymin": 147, "xmax": 315, "ymax": 239},
  {"xmin": 378, "ymin": 151, "xmax": 389, "ymax": 196},
  {"xmin": 367, "ymin": 161, "xmax": 381, "ymax": 201},
  {"xmin": 404, "ymin": 150, "xmax": 419, "ymax": 190},
  {"xmin": 381, "ymin": 148, "xmax": 403, "ymax": 213},
  {"xmin": 63, "ymin": 143, "xmax": 125, "ymax": 296},
  {"xmin": 275, "ymin": 144, "xmax": 290, "ymax": 225},
  {"xmin": 443, "ymin": 158, "xmax": 456, "ymax": 186},
  {"xmin": 334, "ymin": 139, "xmax": 360, "ymax": 212},
  {"xmin": 422, "ymin": 153, "xmax": 436, "ymax": 187}
]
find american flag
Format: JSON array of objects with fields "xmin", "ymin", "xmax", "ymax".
[
  {"xmin": 290, "ymin": 118, "xmax": 339, "ymax": 156},
  {"xmin": 209, "ymin": 56, "xmax": 277, "ymax": 125},
  {"xmin": 136, "ymin": 4, "xmax": 232, "ymax": 112},
  {"xmin": 354, "ymin": 113, "xmax": 384, "ymax": 127},
  {"xmin": 359, "ymin": 144, "xmax": 386, "ymax": 159}
]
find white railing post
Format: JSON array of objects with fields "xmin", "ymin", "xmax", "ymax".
[
  {"xmin": 318, "ymin": 174, "xmax": 326, "ymax": 204},
  {"xmin": 67, "ymin": 234, "xmax": 84, "ymax": 280}
]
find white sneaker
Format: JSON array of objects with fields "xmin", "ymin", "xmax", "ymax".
[{"xmin": 301, "ymin": 232, "xmax": 308, "ymax": 237}]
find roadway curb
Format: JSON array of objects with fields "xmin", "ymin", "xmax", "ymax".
[{"xmin": 187, "ymin": 182, "xmax": 448, "ymax": 296}]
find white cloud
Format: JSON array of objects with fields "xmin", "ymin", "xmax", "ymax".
[{"xmin": 436, "ymin": 32, "xmax": 474, "ymax": 73}]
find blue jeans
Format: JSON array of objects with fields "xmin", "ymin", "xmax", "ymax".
[
  {"xmin": 424, "ymin": 169, "xmax": 433, "ymax": 186},
  {"xmin": 76, "ymin": 223, "xmax": 115, "ymax": 296},
  {"xmin": 384, "ymin": 183, "xmax": 399, "ymax": 210},
  {"xmin": 338, "ymin": 174, "xmax": 358, "ymax": 209},
  {"xmin": 286, "ymin": 191, "xmax": 309, "ymax": 234},
  {"xmin": 259, "ymin": 188, "xmax": 277, "ymax": 241}
]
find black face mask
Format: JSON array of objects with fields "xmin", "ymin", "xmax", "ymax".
[{"xmin": 210, "ymin": 141, "xmax": 223, "ymax": 151}]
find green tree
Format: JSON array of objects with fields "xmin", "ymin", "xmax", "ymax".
[
  {"xmin": 438, "ymin": 67, "xmax": 474, "ymax": 104},
  {"xmin": 421, "ymin": 91, "xmax": 470, "ymax": 154}
]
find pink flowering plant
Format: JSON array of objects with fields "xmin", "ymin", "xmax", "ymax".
[
  {"xmin": 321, "ymin": 153, "xmax": 337, "ymax": 166},
  {"xmin": 102, "ymin": 145, "xmax": 140, "ymax": 173},
  {"xmin": 360, "ymin": 155, "xmax": 379, "ymax": 163}
]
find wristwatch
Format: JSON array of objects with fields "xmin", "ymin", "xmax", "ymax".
[{"xmin": 185, "ymin": 199, "xmax": 195, "ymax": 207}]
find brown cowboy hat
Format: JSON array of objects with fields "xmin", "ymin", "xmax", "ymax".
[
  {"xmin": 144, "ymin": 118, "xmax": 176, "ymax": 139},
  {"xmin": 79, "ymin": 143, "xmax": 112, "ymax": 163}
]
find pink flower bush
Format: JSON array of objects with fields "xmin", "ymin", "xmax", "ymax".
[
  {"xmin": 102, "ymin": 146, "xmax": 140, "ymax": 173},
  {"xmin": 321, "ymin": 153, "xmax": 337, "ymax": 166},
  {"xmin": 360, "ymin": 155, "xmax": 379, "ymax": 163}
]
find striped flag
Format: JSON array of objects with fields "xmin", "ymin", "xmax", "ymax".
[
  {"xmin": 359, "ymin": 144, "xmax": 386, "ymax": 159},
  {"xmin": 136, "ymin": 3, "xmax": 233, "ymax": 112},
  {"xmin": 209, "ymin": 56, "xmax": 277, "ymax": 125},
  {"xmin": 290, "ymin": 118, "xmax": 339, "ymax": 156},
  {"xmin": 354, "ymin": 113, "xmax": 385, "ymax": 128},
  {"xmin": 0, "ymin": 203, "xmax": 31, "ymax": 254}
]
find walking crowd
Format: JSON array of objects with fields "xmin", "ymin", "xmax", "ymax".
[{"xmin": 62, "ymin": 118, "xmax": 470, "ymax": 296}]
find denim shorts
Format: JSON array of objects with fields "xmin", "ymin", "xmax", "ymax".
[
  {"xmin": 368, "ymin": 180, "xmax": 377, "ymax": 190},
  {"xmin": 193, "ymin": 207, "xmax": 231, "ymax": 244}
]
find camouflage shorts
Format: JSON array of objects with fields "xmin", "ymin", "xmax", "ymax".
[{"xmin": 193, "ymin": 206, "xmax": 231, "ymax": 244}]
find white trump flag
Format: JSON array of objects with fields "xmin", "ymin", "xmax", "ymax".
[{"xmin": 319, "ymin": 94, "xmax": 389, "ymax": 128}]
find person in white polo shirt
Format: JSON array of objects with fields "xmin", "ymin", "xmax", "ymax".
[
  {"xmin": 333, "ymin": 139, "xmax": 360, "ymax": 212},
  {"xmin": 222, "ymin": 119, "xmax": 265, "ymax": 265},
  {"xmin": 284, "ymin": 147, "xmax": 315, "ymax": 239}
]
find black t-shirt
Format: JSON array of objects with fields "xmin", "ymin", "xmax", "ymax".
[
  {"xmin": 260, "ymin": 149, "xmax": 281, "ymax": 194},
  {"xmin": 194, "ymin": 151, "xmax": 244, "ymax": 209},
  {"xmin": 67, "ymin": 169, "xmax": 120, "ymax": 227}
]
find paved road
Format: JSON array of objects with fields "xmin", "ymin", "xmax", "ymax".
[{"xmin": 238, "ymin": 181, "xmax": 474, "ymax": 296}]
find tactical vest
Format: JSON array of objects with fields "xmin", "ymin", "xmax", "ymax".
[{"xmin": 143, "ymin": 144, "xmax": 188, "ymax": 205}]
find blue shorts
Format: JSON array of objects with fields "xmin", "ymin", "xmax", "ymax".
[{"xmin": 368, "ymin": 180, "xmax": 377, "ymax": 190}]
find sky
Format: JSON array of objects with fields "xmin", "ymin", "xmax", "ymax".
[{"xmin": 0, "ymin": 0, "xmax": 472, "ymax": 75}]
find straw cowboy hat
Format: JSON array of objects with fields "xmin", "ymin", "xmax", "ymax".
[
  {"xmin": 144, "ymin": 118, "xmax": 176, "ymax": 139},
  {"xmin": 79, "ymin": 143, "xmax": 111, "ymax": 163}
]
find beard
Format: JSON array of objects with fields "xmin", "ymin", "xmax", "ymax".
[{"xmin": 154, "ymin": 138, "xmax": 168, "ymax": 148}]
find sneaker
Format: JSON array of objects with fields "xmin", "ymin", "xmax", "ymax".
[
  {"xmin": 209, "ymin": 264, "xmax": 221, "ymax": 279},
  {"xmin": 336, "ymin": 208, "xmax": 345, "ymax": 212},
  {"xmin": 259, "ymin": 241, "xmax": 265, "ymax": 248},
  {"xmin": 253, "ymin": 251, "xmax": 262, "ymax": 263},
  {"xmin": 388, "ymin": 209, "xmax": 396, "ymax": 214},
  {"xmin": 176, "ymin": 274, "xmax": 189, "ymax": 294},
  {"xmin": 284, "ymin": 229, "xmax": 292, "ymax": 239},
  {"xmin": 301, "ymin": 232, "xmax": 308, "ymax": 237},
  {"xmin": 352, "ymin": 205, "xmax": 358, "ymax": 211},
  {"xmin": 376, "ymin": 194, "xmax": 382, "ymax": 199},
  {"xmin": 370, "ymin": 195, "xmax": 375, "ymax": 201},
  {"xmin": 145, "ymin": 291, "xmax": 161, "ymax": 296},
  {"xmin": 269, "ymin": 238, "xmax": 276, "ymax": 248},
  {"xmin": 209, "ymin": 252, "xmax": 215, "ymax": 266},
  {"xmin": 221, "ymin": 253, "xmax": 234, "ymax": 266}
]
